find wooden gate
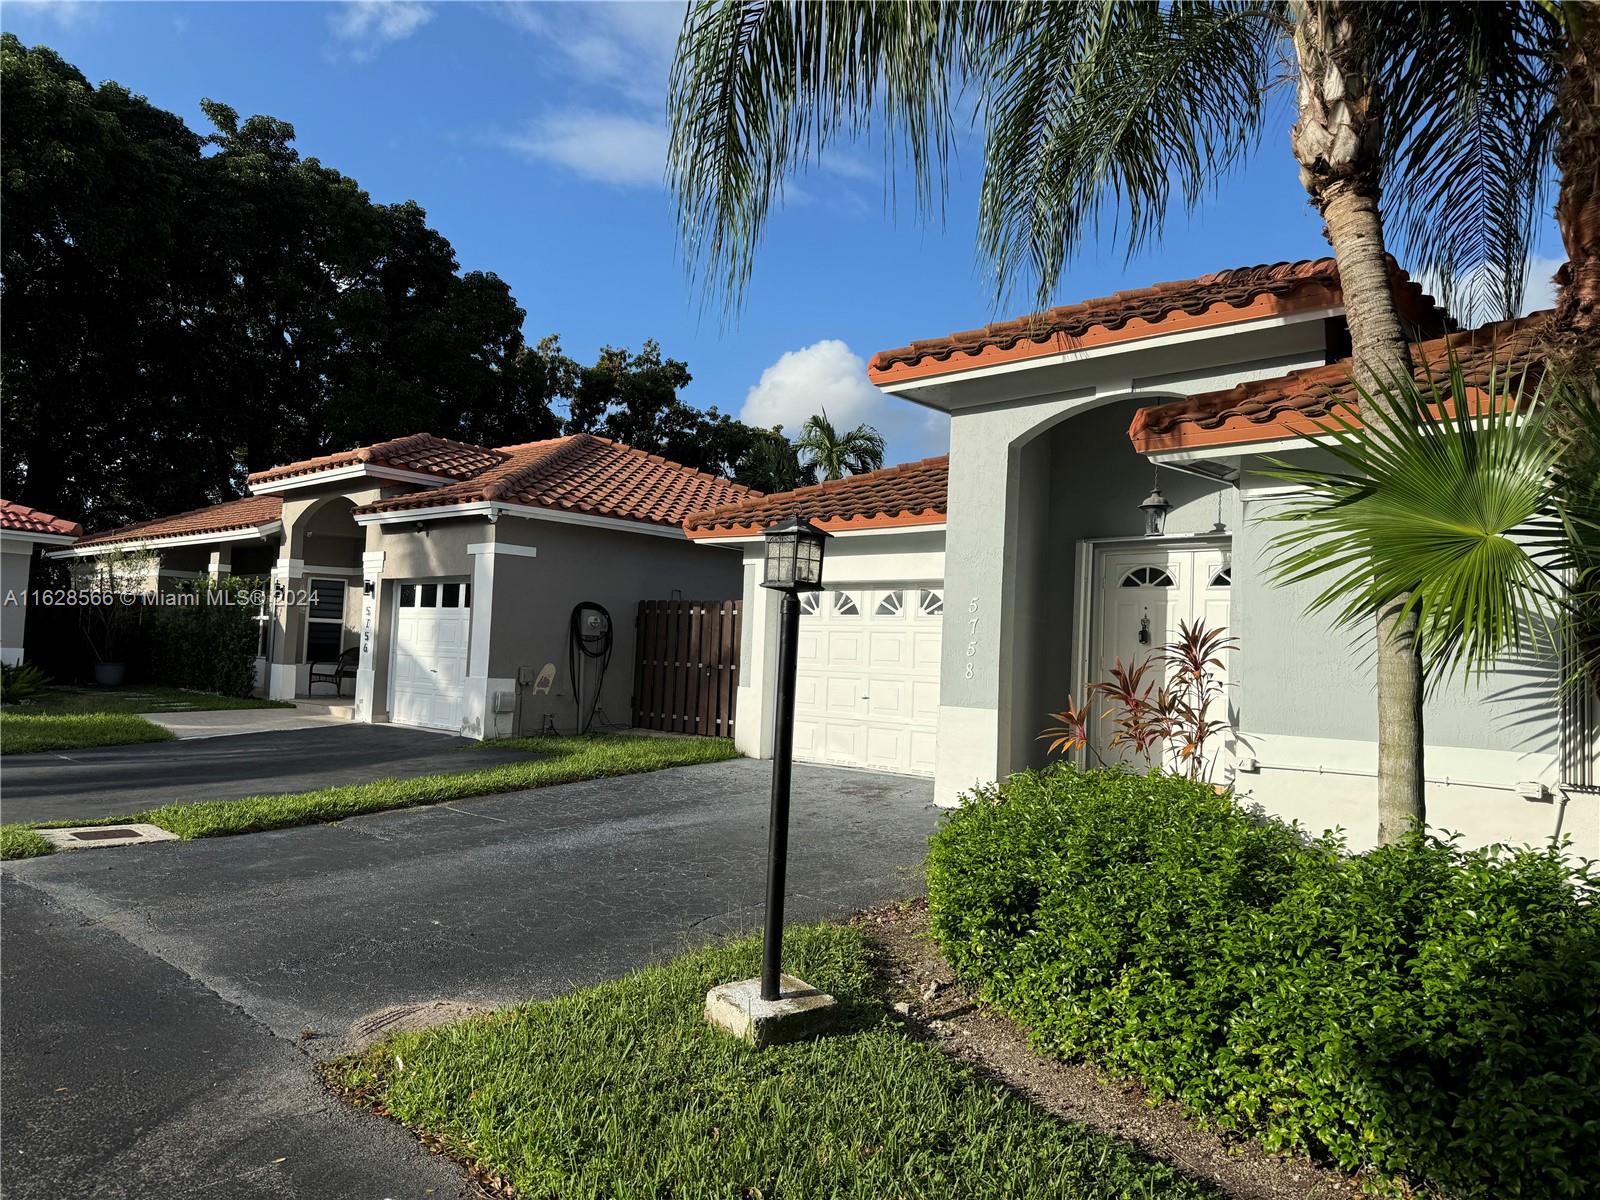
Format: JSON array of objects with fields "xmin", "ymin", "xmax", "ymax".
[{"xmin": 632, "ymin": 599, "xmax": 741, "ymax": 737}]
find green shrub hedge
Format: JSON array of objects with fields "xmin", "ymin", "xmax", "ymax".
[
  {"xmin": 137, "ymin": 577, "xmax": 262, "ymax": 697},
  {"xmin": 927, "ymin": 766, "xmax": 1599, "ymax": 1198}
]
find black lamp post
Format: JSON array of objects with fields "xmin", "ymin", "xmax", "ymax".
[{"xmin": 758, "ymin": 515, "xmax": 829, "ymax": 1002}]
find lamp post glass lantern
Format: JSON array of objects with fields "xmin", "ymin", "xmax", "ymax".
[
  {"xmin": 756, "ymin": 516, "xmax": 829, "ymax": 1002},
  {"xmin": 1139, "ymin": 472, "xmax": 1172, "ymax": 538},
  {"xmin": 761, "ymin": 516, "xmax": 827, "ymax": 591}
]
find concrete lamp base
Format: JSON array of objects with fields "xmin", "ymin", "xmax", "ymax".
[{"xmin": 704, "ymin": 975, "xmax": 838, "ymax": 1049}]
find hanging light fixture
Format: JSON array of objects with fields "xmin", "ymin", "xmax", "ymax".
[{"xmin": 1139, "ymin": 469, "xmax": 1172, "ymax": 538}]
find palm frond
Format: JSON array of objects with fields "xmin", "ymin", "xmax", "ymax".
[
  {"xmin": 1372, "ymin": 3, "xmax": 1563, "ymax": 323},
  {"xmin": 668, "ymin": 1, "xmax": 999, "ymax": 308},
  {"xmin": 1259, "ymin": 354, "xmax": 1569, "ymax": 684},
  {"xmin": 975, "ymin": 1, "xmax": 1282, "ymax": 305}
]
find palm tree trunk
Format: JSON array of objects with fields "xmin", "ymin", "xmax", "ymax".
[
  {"xmin": 1292, "ymin": 1, "xmax": 1425, "ymax": 844},
  {"xmin": 1554, "ymin": 5, "xmax": 1599, "ymax": 359}
]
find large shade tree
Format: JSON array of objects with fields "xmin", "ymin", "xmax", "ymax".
[{"xmin": 668, "ymin": 0, "xmax": 1573, "ymax": 843}]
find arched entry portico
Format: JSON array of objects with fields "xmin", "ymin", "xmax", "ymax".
[{"xmin": 934, "ymin": 389, "xmax": 1238, "ymax": 804}]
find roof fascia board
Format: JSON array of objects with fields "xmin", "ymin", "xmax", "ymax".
[
  {"xmin": 48, "ymin": 520, "xmax": 284, "ymax": 558},
  {"xmin": 881, "ymin": 306, "xmax": 1341, "ymax": 410},
  {"xmin": 687, "ymin": 520, "xmax": 947, "ymax": 545},
  {"xmin": 356, "ymin": 500, "xmax": 687, "ymax": 540},
  {"xmin": 0, "ymin": 529, "xmax": 78, "ymax": 548},
  {"xmin": 248, "ymin": 463, "xmax": 454, "ymax": 494}
]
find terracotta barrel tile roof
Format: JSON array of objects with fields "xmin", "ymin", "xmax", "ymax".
[
  {"xmin": 868, "ymin": 257, "xmax": 1448, "ymax": 384},
  {"xmin": 353, "ymin": 434, "xmax": 753, "ymax": 528},
  {"xmin": 1128, "ymin": 313, "xmax": 1550, "ymax": 455},
  {"xmin": 248, "ymin": 433, "xmax": 506, "ymax": 487},
  {"xmin": 685, "ymin": 456, "xmax": 948, "ymax": 538},
  {"xmin": 0, "ymin": 499, "xmax": 81, "ymax": 539},
  {"xmin": 75, "ymin": 495, "xmax": 284, "ymax": 549}
]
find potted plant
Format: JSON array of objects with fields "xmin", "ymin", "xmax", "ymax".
[{"xmin": 75, "ymin": 550, "xmax": 154, "ymax": 686}]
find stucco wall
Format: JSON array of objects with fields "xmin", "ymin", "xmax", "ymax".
[
  {"xmin": 1, "ymin": 543, "xmax": 34, "ymax": 665},
  {"xmin": 1229, "ymin": 466, "xmax": 1589, "ymax": 854},
  {"xmin": 484, "ymin": 517, "xmax": 742, "ymax": 735}
]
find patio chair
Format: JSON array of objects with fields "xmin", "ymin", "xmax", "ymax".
[{"xmin": 309, "ymin": 646, "xmax": 359, "ymax": 696}]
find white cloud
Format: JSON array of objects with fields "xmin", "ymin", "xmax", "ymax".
[
  {"xmin": 5, "ymin": 0, "xmax": 103, "ymax": 30},
  {"xmin": 1416, "ymin": 253, "xmax": 1565, "ymax": 323},
  {"xmin": 328, "ymin": 0, "xmax": 432, "ymax": 62},
  {"xmin": 499, "ymin": 110, "xmax": 667, "ymax": 187},
  {"xmin": 740, "ymin": 340, "xmax": 949, "ymax": 466},
  {"xmin": 491, "ymin": 1, "xmax": 684, "ymax": 104}
]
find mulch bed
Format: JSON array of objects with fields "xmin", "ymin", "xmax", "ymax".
[{"xmin": 854, "ymin": 898, "xmax": 1362, "ymax": 1200}]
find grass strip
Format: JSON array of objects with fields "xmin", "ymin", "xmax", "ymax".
[
  {"xmin": 0, "ymin": 734, "xmax": 738, "ymax": 858},
  {"xmin": 330, "ymin": 922, "xmax": 1211, "ymax": 1200},
  {"xmin": 9, "ymin": 685, "xmax": 293, "ymax": 716},
  {"xmin": 0, "ymin": 826, "xmax": 54, "ymax": 860},
  {"xmin": 0, "ymin": 712, "xmax": 175, "ymax": 756}
]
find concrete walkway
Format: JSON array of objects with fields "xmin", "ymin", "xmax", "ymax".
[{"xmin": 143, "ymin": 701, "xmax": 351, "ymax": 740}]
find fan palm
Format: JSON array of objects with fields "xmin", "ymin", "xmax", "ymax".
[
  {"xmin": 793, "ymin": 410, "xmax": 886, "ymax": 481},
  {"xmin": 668, "ymin": 0, "xmax": 1569, "ymax": 841},
  {"xmin": 1263, "ymin": 361, "xmax": 1600, "ymax": 690}
]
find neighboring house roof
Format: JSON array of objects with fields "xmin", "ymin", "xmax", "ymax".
[
  {"xmin": 868, "ymin": 257, "xmax": 1449, "ymax": 386},
  {"xmin": 0, "ymin": 499, "xmax": 81, "ymax": 539},
  {"xmin": 1128, "ymin": 313, "xmax": 1549, "ymax": 456},
  {"xmin": 73, "ymin": 495, "xmax": 284, "ymax": 550},
  {"xmin": 685, "ymin": 456, "xmax": 949, "ymax": 538},
  {"xmin": 354, "ymin": 434, "xmax": 754, "ymax": 529},
  {"xmin": 248, "ymin": 433, "xmax": 507, "ymax": 487}
]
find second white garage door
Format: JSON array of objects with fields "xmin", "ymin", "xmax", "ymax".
[
  {"xmin": 793, "ymin": 585, "xmax": 942, "ymax": 777},
  {"xmin": 389, "ymin": 581, "xmax": 471, "ymax": 732}
]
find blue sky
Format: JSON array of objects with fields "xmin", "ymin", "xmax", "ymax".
[{"xmin": 5, "ymin": 0, "xmax": 1565, "ymax": 465}]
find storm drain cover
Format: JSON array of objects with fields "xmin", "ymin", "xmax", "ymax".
[{"xmin": 37, "ymin": 823, "xmax": 180, "ymax": 852}]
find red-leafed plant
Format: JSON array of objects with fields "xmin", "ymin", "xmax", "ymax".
[{"xmin": 1039, "ymin": 619, "xmax": 1237, "ymax": 780}]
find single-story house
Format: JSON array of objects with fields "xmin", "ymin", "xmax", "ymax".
[
  {"xmin": 54, "ymin": 433, "xmax": 748, "ymax": 737},
  {"xmin": 690, "ymin": 257, "xmax": 1596, "ymax": 855},
  {"xmin": 1, "ymin": 499, "xmax": 82, "ymax": 666}
]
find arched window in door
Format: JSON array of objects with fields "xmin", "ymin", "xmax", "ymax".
[{"xmin": 1119, "ymin": 566, "xmax": 1175, "ymax": 588}]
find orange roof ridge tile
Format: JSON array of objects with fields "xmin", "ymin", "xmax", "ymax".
[
  {"xmin": 685, "ymin": 456, "xmax": 949, "ymax": 537},
  {"xmin": 1128, "ymin": 312, "xmax": 1549, "ymax": 454},
  {"xmin": 0, "ymin": 499, "xmax": 82, "ymax": 538},
  {"xmin": 869, "ymin": 257, "xmax": 1448, "ymax": 384},
  {"xmin": 75, "ymin": 495, "xmax": 283, "ymax": 549}
]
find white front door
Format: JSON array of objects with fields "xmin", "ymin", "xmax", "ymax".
[
  {"xmin": 1090, "ymin": 544, "xmax": 1233, "ymax": 773},
  {"xmin": 793, "ymin": 586, "xmax": 943, "ymax": 776},
  {"xmin": 389, "ymin": 580, "xmax": 471, "ymax": 732}
]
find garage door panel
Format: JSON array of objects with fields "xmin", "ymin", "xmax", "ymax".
[
  {"xmin": 390, "ymin": 591, "xmax": 470, "ymax": 733},
  {"xmin": 825, "ymin": 631, "xmax": 864, "ymax": 668},
  {"xmin": 822, "ymin": 675, "xmax": 864, "ymax": 716},
  {"xmin": 868, "ymin": 631, "xmax": 909, "ymax": 668},
  {"xmin": 865, "ymin": 679, "xmax": 908, "ymax": 721},
  {"xmin": 792, "ymin": 584, "xmax": 942, "ymax": 778}
]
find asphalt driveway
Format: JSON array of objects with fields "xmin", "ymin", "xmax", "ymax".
[
  {"xmin": 1, "ymin": 757, "xmax": 939, "ymax": 1199},
  {"xmin": 1, "ymin": 724, "xmax": 536, "ymax": 824}
]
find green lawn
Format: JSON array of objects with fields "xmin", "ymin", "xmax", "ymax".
[
  {"xmin": 0, "ymin": 712, "xmax": 175, "ymax": 756},
  {"xmin": 0, "ymin": 734, "xmax": 739, "ymax": 858},
  {"xmin": 0, "ymin": 685, "xmax": 292, "ymax": 757},
  {"xmin": 12, "ymin": 685, "xmax": 292, "ymax": 715},
  {"xmin": 332, "ymin": 923, "xmax": 1211, "ymax": 1200}
]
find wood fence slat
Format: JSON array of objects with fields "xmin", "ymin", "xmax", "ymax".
[{"xmin": 631, "ymin": 598, "xmax": 741, "ymax": 738}]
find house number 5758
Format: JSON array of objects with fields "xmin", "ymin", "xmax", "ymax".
[{"xmin": 964, "ymin": 597, "xmax": 979, "ymax": 679}]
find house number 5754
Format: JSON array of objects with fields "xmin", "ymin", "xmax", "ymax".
[{"xmin": 964, "ymin": 597, "xmax": 979, "ymax": 679}]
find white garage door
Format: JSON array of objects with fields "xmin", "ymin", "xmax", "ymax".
[
  {"xmin": 793, "ymin": 586, "xmax": 942, "ymax": 776},
  {"xmin": 389, "ymin": 581, "xmax": 471, "ymax": 732}
]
